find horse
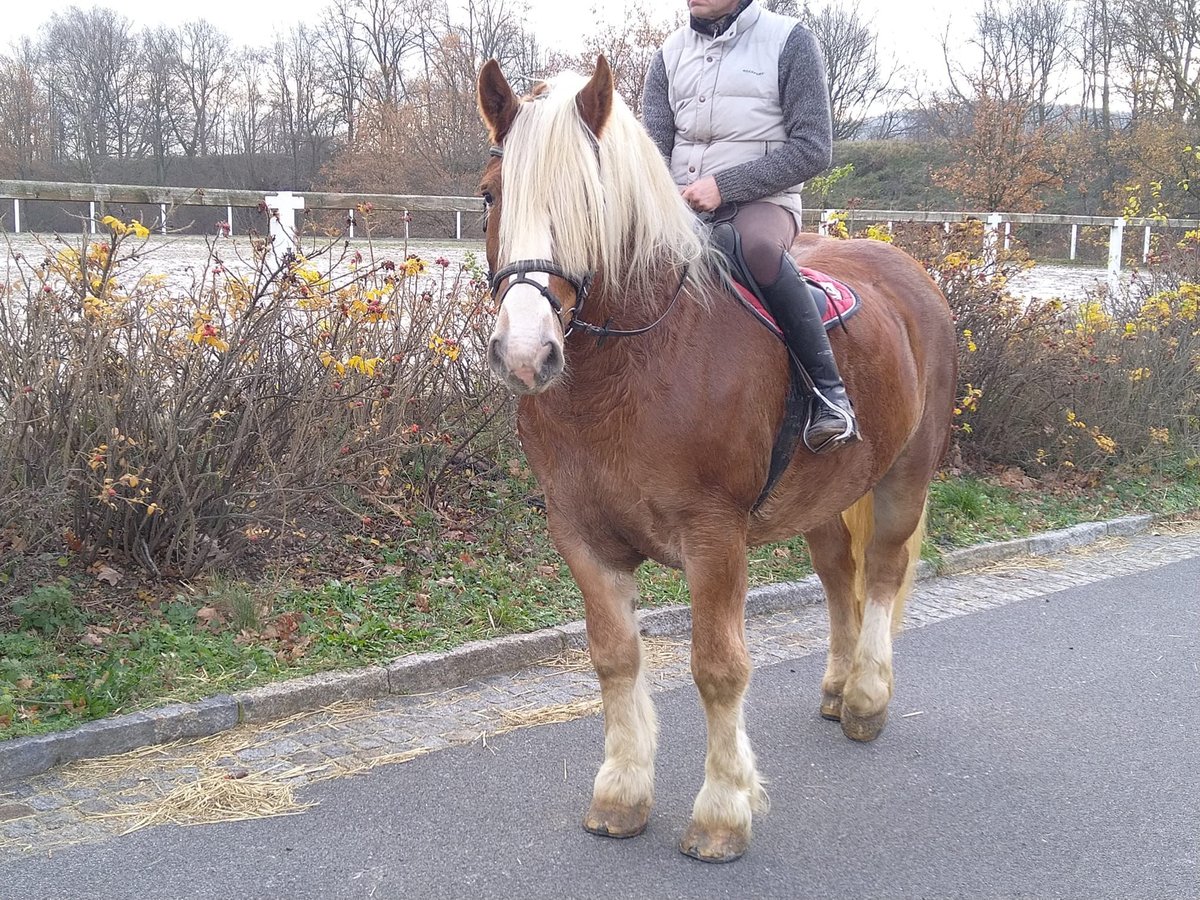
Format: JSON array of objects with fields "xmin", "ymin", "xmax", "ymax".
[{"xmin": 476, "ymin": 56, "xmax": 958, "ymax": 863}]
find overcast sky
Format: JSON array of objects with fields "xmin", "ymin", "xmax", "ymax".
[{"xmin": 6, "ymin": 0, "xmax": 979, "ymax": 77}]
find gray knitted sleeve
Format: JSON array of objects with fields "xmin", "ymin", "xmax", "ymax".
[
  {"xmin": 641, "ymin": 50, "xmax": 675, "ymax": 161},
  {"xmin": 712, "ymin": 23, "xmax": 833, "ymax": 204}
]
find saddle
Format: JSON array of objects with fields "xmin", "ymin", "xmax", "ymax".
[{"xmin": 711, "ymin": 229, "xmax": 861, "ymax": 337}]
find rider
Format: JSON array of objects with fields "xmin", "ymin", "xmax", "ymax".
[{"xmin": 642, "ymin": 0, "xmax": 858, "ymax": 452}]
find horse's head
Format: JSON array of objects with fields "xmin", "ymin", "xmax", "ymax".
[{"xmin": 476, "ymin": 57, "xmax": 614, "ymax": 394}]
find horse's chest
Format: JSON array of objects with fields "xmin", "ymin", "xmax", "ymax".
[{"xmin": 518, "ymin": 415, "xmax": 684, "ymax": 564}]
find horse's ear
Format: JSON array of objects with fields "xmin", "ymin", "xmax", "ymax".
[
  {"xmin": 478, "ymin": 59, "xmax": 519, "ymax": 143},
  {"xmin": 576, "ymin": 55, "xmax": 614, "ymax": 138}
]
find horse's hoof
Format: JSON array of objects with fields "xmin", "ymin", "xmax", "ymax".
[
  {"xmin": 820, "ymin": 690, "xmax": 843, "ymax": 721},
  {"xmin": 679, "ymin": 821, "xmax": 748, "ymax": 863},
  {"xmin": 841, "ymin": 706, "xmax": 888, "ymax": 742},
  {"xmin": 583, "ymin": 800, "xmax": 650, "ymax": 839}
]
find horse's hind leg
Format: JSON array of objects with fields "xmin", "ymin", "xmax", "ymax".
[
  {"xmin": 680, "ymin": 522, "xmax": 765, "ymax": 863},
  {"xmin": 804, "ymin": 512, "xmax": 865, "ymax": 723},
  {"xmin": 840, "ymin": 475, "xmax": 929, "ymax": 742},
  {"xmin": 558, "ymin": 540, "xmax": 658, "ymax": 838}
]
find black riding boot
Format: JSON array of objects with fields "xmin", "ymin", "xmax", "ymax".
[{"xmin": 759, "ymin": 253, "xmax": 860, "ymax": 454}]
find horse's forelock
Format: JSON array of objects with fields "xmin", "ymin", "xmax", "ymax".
[{"xmin": 498, "ymin": 71, "xmax": 710, "ymax": 305}]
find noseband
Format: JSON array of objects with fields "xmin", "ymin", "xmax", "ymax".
[{"xmin": 489, "ymin": 259, "xmax": 599, "ymax": 339}]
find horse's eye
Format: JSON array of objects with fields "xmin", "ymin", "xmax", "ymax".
[{"xmin": 482, "ymin": 191, "xmax": 494, "ymax": 206}]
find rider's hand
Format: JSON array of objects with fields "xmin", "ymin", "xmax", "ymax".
[{"xmin": 681, "ymin": 177, "xmax": 722, "ymax": 213}]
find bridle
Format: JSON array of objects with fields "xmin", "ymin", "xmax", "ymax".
[{"xmin": 486, "ymin": 145, "xmax": 687, "ymax": 344}]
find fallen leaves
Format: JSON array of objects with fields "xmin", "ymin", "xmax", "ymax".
[
  {"xmin": 998, "ymin": 466, "xmax": 1036, "ymax": 490},
  {"xmin": 79, "ymin": 625, "xmax": 113, "ymax": 648},
  {"xmin": 94, "ymin": 565, "xmax": 123, "ymax": 586},
  {"xmin": 195, "ymin": 606, "xmax": 224, "ymax": 629},
  {"xmin": 233, "ymin": 612, "xmax": 314, "ymax": 663}
]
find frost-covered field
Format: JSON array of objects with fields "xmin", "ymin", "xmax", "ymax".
[
  {"xmin": 1, "ymin": 233, "xmax": 486, "ymax": 296},
  {"xmin": 2, "ymin": 231, "xmax": 1127, "ymax": 301}
]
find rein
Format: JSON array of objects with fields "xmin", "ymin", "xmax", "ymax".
[{"xmin": 487, "ymin": 144, "xmax": 687, "ymax": 345}]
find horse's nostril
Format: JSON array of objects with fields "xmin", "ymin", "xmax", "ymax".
[
  {"xmin": 488, "ymin": 336, "xmax": 504, "ymax": 370},
  {"xmin": 540, "ymin": 340, "xmax": 563, "ymax": 376}
]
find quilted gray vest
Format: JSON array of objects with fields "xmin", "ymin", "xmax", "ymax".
[{"xmin": 662, "ymin": 2, "xmax": 802, "ymax": 218}]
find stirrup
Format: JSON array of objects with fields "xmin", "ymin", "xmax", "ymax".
[{"xmin": 803, "ymin": 390, "xmax": 859, "ymax": 455}]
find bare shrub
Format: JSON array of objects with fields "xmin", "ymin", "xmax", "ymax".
[
  {"xmin": 875, "ymin": 220, "xmax": 1199, "ymax": 472},
  {"xmin": 0, "ymin": 215, "xmax": 506, "ymax": 577}
]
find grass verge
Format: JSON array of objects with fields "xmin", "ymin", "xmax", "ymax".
[{"xmin": 2, "ymin": 465, "xmax": 1198, "ymax": 742}]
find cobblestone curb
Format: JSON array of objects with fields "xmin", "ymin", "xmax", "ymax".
[
  {"xmin": 935, "ymin": 515, "xmax": 1152, "ymax": 575},
  {"xmin": 0, "ymin": 513, "xmax": 1159, "ymax": 785}
]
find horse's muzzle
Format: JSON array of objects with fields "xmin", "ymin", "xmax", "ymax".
[{"xmin": 488, "ymin": 334, "xmax": 564, "ymax": 394}]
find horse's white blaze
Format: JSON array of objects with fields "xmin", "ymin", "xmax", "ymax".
[
  {"xmin": 490, "ymin": 272, "xmax": 563, "ymax": 384},
  {"xmin": 845, "ymin": 598, "xmax": 894, "ymax": 714},
  {"xmin": 489, "ymin": 220, "xmax": 563, "ymax": 389},
  {"xmin": 593, "ymin": 664, "xmax": 658, "ymax": 809}
]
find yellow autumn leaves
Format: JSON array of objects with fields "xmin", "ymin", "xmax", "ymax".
[{"xmin": 101, "ymin": 215, "xmax": 150, "ymax": 239}]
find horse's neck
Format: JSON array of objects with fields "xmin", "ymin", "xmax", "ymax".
[
  {"xmin": 521, "ymin": 283, "xmax": 696, "ymax": 441},
  {"xmin": 569, "ymin": 276, "xmax": 699, "ymax": 380}
]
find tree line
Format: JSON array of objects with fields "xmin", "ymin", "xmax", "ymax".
[{"xmin": 0, "ymin": 0, "xmax": 1198, "ymax": 216}]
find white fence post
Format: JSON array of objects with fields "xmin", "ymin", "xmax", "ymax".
[
  {"xmin": 348, "ymin": 208, "xmax": 355, "ymax": 239},
  {"xmin": 1108, "ymin": 218, "xmax": 1125, "ymax": 292},
  {"xmin": 12, "ymin": 198, "xmax": 19, "ymax": 233},
  {"xmin": 1143, "ymin": 225, "xmax": 1152, "ymax": 262},
  {"xmin": 1004, "ymin": 222, "xmax": 1011, "ymax": 251},
  {"xmin": 227, "ymin": 204, "xmax": 233, "ymax": 235},
  {"xmin": 820, "ymin": 209, "xmax": 832, "ymax": 236},
  {"xmin": 1070, "ymin": 223, "xmax": 1078, "ymax": 261},
  {"xmin": 265, "ymin": 191, "xmax": 305, "ymax": 256},
  {"xmin": 160, "ymin": 203, "xmax": 167, "ymax": 235},
  {"xmin": 456, "ymin": 210, "xmax": 462, "ymax": 240},
  {"xmin": 984, "ymin": 213, "xmax": 1003, "ymax": 267},
  {"xmin": 89, "ymin": 200, "xmax": 96, "ymax": 234}
]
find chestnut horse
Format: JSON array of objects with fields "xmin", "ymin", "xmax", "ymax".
[{"xmin": 477, "ymin": 57, "xmax": 957, "ymax": 862}]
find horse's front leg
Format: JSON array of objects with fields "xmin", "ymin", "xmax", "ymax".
[
  {"xmin": 558, "ymin": 540, "xmax": 658, "ymax": 838},
  {"xmin": 680, "ymin": 524, "xmax": 765, "ymax": 863}
]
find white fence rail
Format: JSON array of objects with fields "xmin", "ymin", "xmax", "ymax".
[
  {"xmin": 0, "ymin": 180, "xmax": 483, "ymax": 251},
  {"xmin": 3, "ymin": 180, "xmax": 1198, "ymax": 283}
]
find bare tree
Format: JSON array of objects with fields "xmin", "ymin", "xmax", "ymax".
[
  {"xmin": 41, "ymin": 7, "xmax": 139, "ymax": 177},
  {"xmin": 270, "ymin": 26, "xmax": 337, "ymax": 188},
  {"xmin": 317, "ymin": 0, "xmax": 369, "ymax": 145},
  {"xmin": 0, "ymin": 39, "xmax": 52, "ymax": 178},
  {"xmin": 138, "ymin": 27, "xmax": 184, "ymax": 181},
  {"xmin": 169, "ymin": 20, "xmax": 232, "ymax": 158},
  {"xmin": 947, "ymin": 0, "xmax": 1074, "ymax": 125},
  {"xmin": 342, "ymin": 0, "xmax": 434, "ymax": 107},
  {"xmin": 1076, "ymin": 0, "xmax": 1120, "ymax": 132},
  {"xmin": 1122, "ymin": 0, "xmax": 1200, "ymax": 120},
  {"xmin": 551, "ymin": 3, "xmax": 678, "ymax": 115},
  {"xmin": 225, "ymin": 47, "xmax": 271, "ymax": 181},
  {"xmin": 410, "ymin": 1, "xmax": 541, "ymax": 185},
  {"xmin": 801, "ymin": 1, "xmax": 897, "ymax": 140}
]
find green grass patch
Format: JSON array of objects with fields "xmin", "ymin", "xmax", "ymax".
[{"xmin": 2, "ymin": 467, "xmax": 1197, "ymax": 741}]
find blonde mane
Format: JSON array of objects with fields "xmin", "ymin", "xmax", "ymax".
[{"xmin": 499, "ymin": 71, "xmax": 712, "ymax": 301}]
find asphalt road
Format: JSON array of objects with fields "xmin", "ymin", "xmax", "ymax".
[{"xmin": 5, "ymin": 557, "xmax": 1198, "ymax": 899}]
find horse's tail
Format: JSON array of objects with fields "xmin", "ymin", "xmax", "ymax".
[{"xmin": 840, "ymin": 490, "xmax": 927, "ymax": 634}]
